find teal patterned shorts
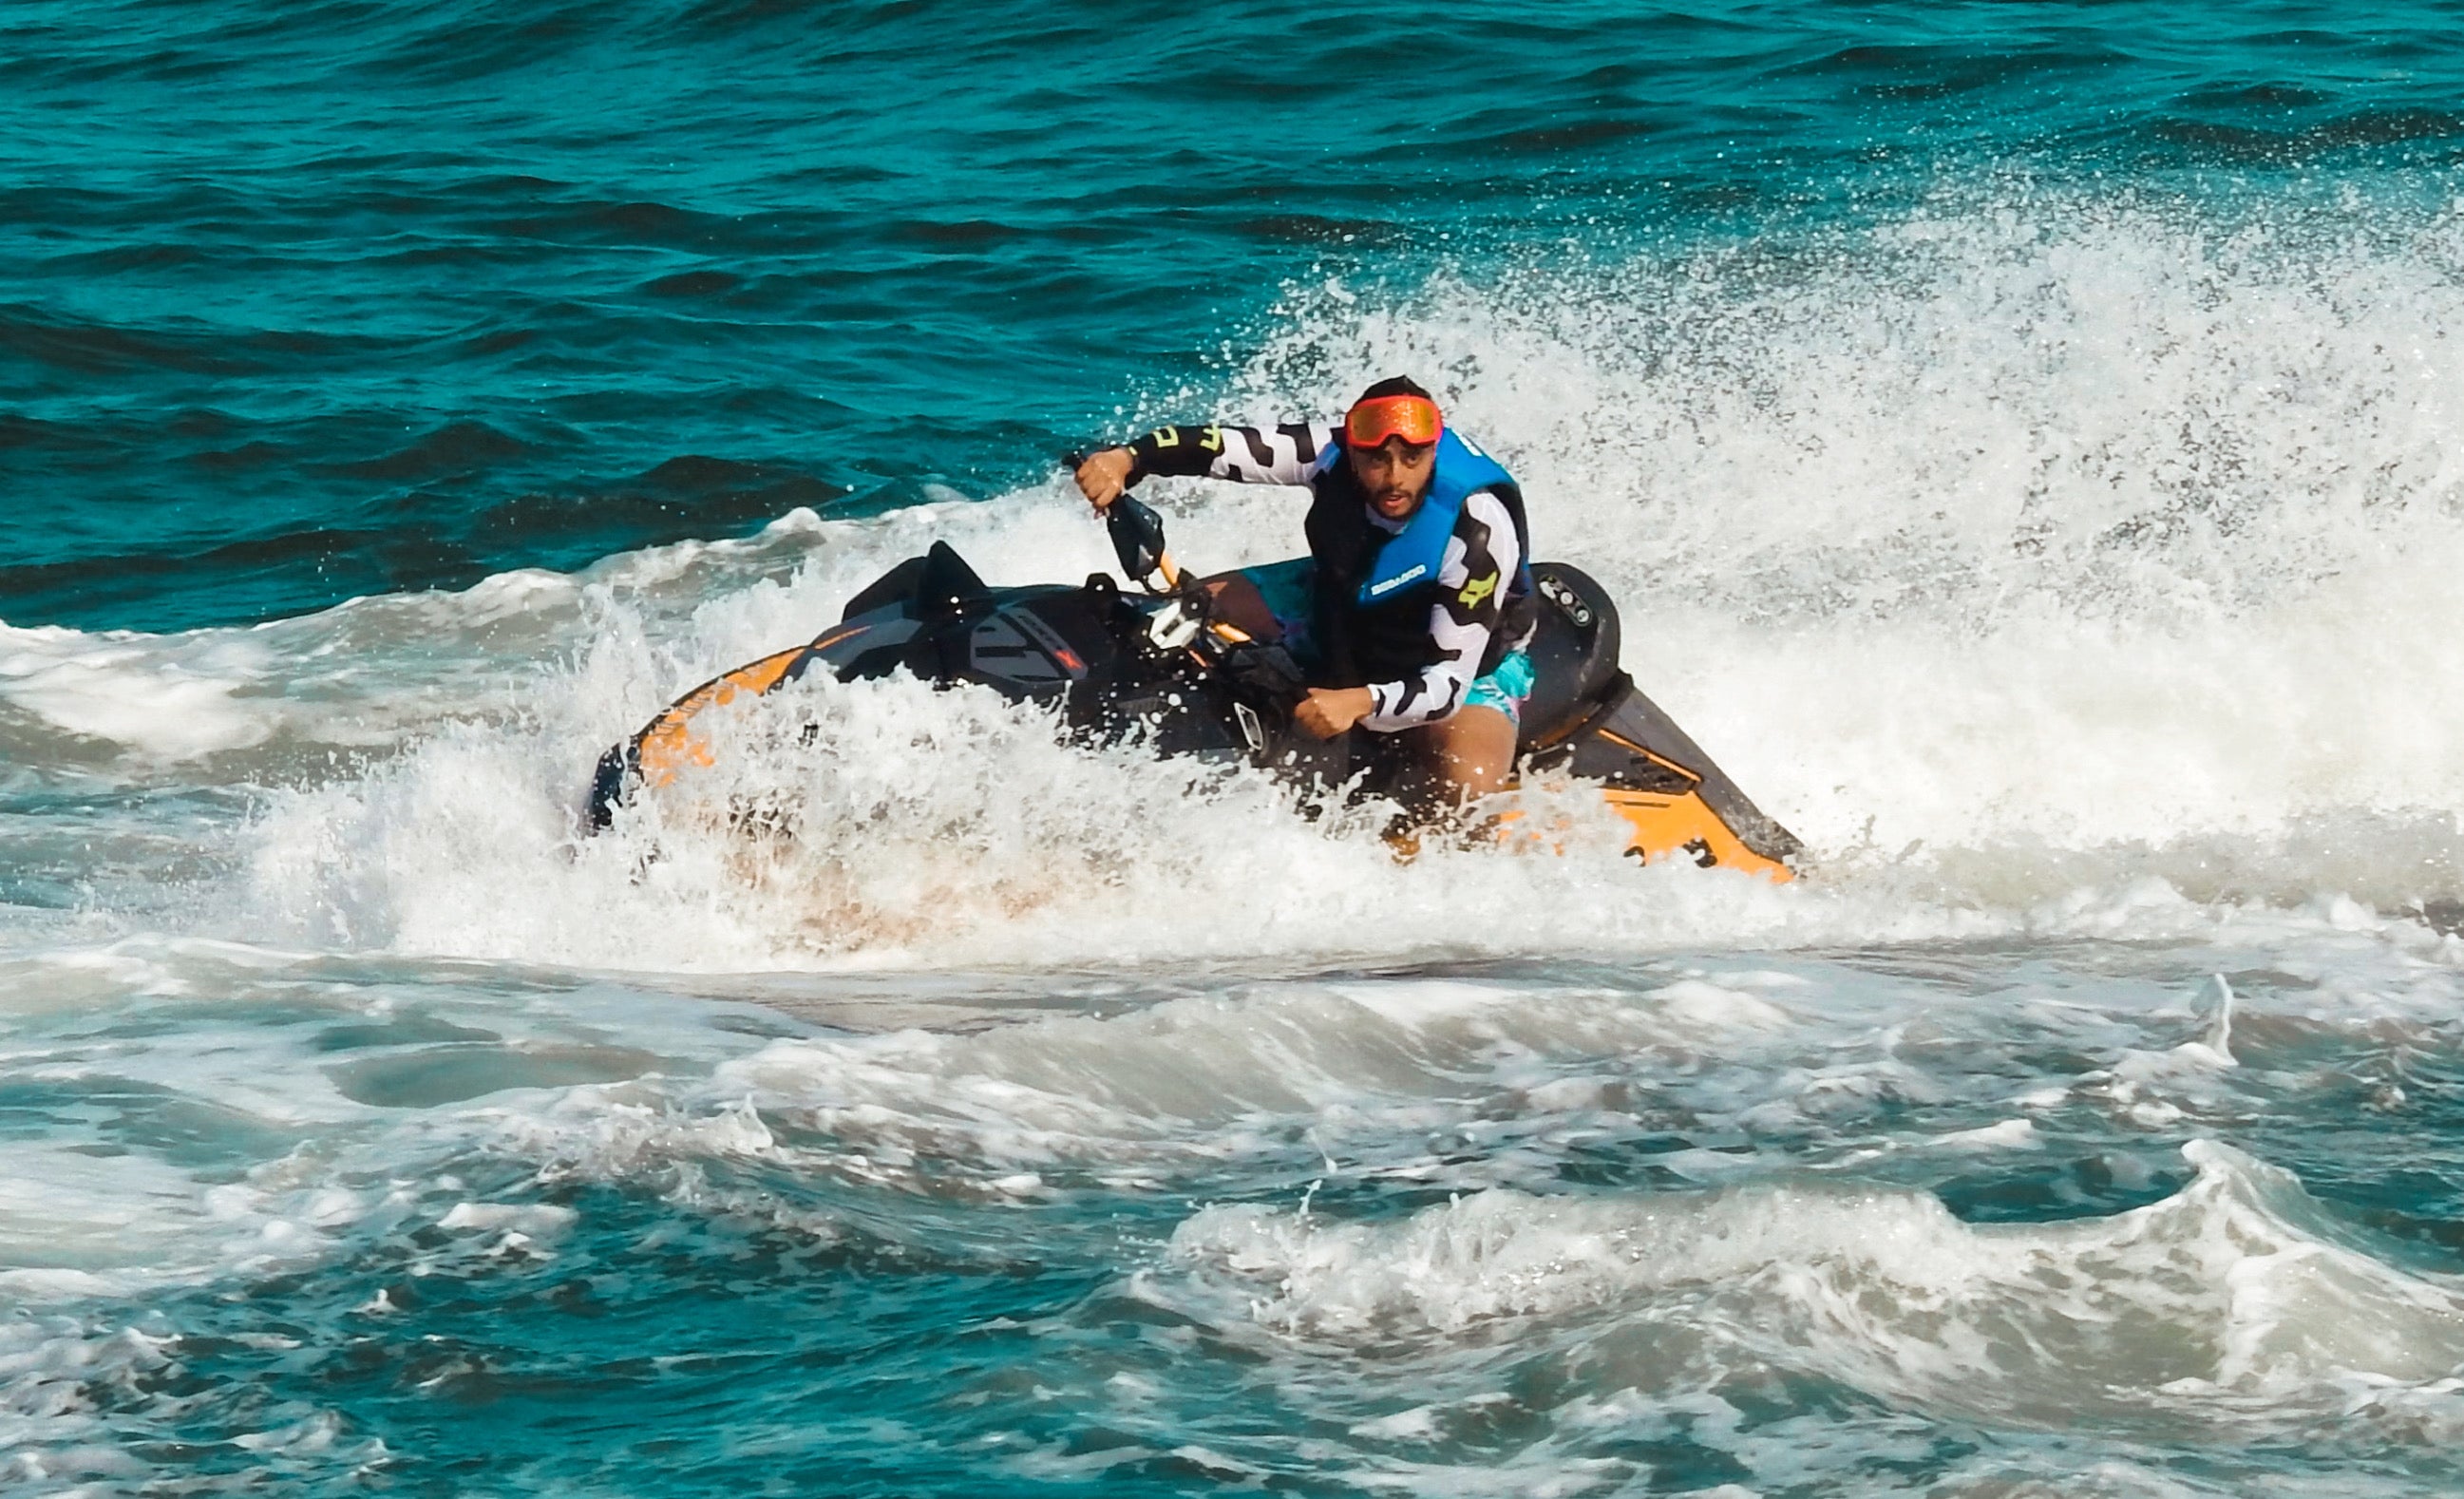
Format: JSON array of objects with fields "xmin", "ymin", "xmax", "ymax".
[{"xmin": 1463, "ymin": 649, "xmax": 1536, "ymax": 726}]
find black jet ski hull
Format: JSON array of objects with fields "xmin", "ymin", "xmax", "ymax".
[{"xmin": 589, "ymin": 544, "xmax": 1800, "ymax": 879}]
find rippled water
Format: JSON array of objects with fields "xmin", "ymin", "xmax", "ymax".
[{"xmin": 11, "ymin": 1, "xmax": 2464, "ymax": 1493}]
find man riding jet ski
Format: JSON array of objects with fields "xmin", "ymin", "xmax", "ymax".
[
  {"xmin": 1072, "ymin": 377, "xmax": 1529, "ymax": 819},
  {"xmin": 586, "ymin": 382, "xmax": 1801, "ymax": 879}
]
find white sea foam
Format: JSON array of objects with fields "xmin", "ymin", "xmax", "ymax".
[
  {"xmin": 126, "ymin": 196, "xmax": 2451, "ymax": 966},
  {"xmin": 0, "ymin": 196, "xmax": 2452, "ymax": 974},
  {"xmin": 0, "ymin": 875, "xmax": 2456, "ymax": 1492},
  {"xmin": 5, "ymin": 199, "xmax": 2464, "ymax": 976},
  {"xmin": 1166, "ymin": 1140, "xmax": 2464, "ymax": 1420},
  {"xmin": 1186, "ymin": 197, "xmax": 2464, "ymax": 870}
]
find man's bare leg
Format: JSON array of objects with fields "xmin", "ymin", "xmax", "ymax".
[
  {"xmin": 1386, "ymin": 704, "xmax": 1519, "ymax": 836},
  {"xmin": 1423, "ymin": 704, "xmax": 1518, "ymax": 804}
]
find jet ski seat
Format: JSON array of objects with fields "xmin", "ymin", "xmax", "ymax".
[{"xmin": 1514, "ymin": 562, "xmax": 1624, "ymax": 751}]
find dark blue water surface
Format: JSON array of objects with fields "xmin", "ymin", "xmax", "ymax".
[{"xmin": 8, "ymin": 0, "xmax": 2462, "ymax": 631}]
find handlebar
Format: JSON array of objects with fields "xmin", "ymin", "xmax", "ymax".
[{"xmin": 1064, "ymin": 450, "xmax": 1181, "ymax": 593}]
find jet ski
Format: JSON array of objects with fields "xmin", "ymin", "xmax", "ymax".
[{"xmin": 586, "ymin": 498, "xmax": 1801, "ymax": 880}]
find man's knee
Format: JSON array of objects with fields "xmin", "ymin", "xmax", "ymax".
[{"xmin": 1431, "ymin": 705, "xmax": 1518, "ymax": 797}]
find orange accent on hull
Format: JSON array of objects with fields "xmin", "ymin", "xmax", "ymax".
[
  {"xmin": 634, "ymin": 641, "xmax": 826, "ymax": 787},
  {"xmin": 1492, "ymin": 784, "xmax": 1793, "ymax": 882},
  {"xmin": 1601, "ymin": 787, "xmax": 1793, "ymax": 882}
]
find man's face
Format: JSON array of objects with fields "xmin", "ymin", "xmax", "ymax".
[{"xmin": 1348, "ymin": 437, "xmax": 1438, "ymax": 521}]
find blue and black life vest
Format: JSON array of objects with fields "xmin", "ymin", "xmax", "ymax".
[{"xmin": 1303, "ymin": 427, "xmax": 1535, "ymax": 690}]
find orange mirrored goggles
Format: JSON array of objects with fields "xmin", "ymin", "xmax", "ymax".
[{"xmin": 1343, "ymin": 394, "xmax": 1442, "ymax": 448}]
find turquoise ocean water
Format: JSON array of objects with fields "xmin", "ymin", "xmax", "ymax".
[{"xmin": 13, "ymin": 2, "xmax": 2464, "ymax": 1492}]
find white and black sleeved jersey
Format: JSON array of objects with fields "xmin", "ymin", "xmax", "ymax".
[
  {"xmin": 1123, "ymin": 422, "xmax": 1528, "ymax": 731},
  {"xmin": 1126, "ymin": 421, "xmax": 1342, "ymax": 487}
]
